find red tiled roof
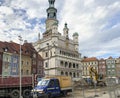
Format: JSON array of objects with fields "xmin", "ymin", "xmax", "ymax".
[
  {"xmin": 0, "ymin": 41, "xmax": 5, "ymax": 52},
  {"xmin": 0, "ymin": 41, "xmax": 43, "ymax": 62},
  {"xmin": 82, "ymin": 57, "xmax": 98, "ymax": 62},
  {"xmin": 0, "ymin": 41, "xmax": 13, "ymax": 53},
  {"xmin": 1, "ymin": 41, "xmax": 29, "ymax": 56},
  {"xmin": 10, "ymin": 42, "xmax": 20, "ymax": 54},
  {"xmin": 23, "ymin": 43, "xmax": 44, "ymax": 61}
]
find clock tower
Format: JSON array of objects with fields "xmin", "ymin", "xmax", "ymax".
[{"xmin": 33, "ymin": 0, "xmax": 82, "ymax": 81}]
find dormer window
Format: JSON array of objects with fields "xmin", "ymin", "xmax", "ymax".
[
  {"xmin": 5, "ymin": 48, "xmax": 8, "ymax": 52},
  {"xmin": 3, "ymin": 47, "xmax": 8, "ymax": 52},
  {"xmin": 25, "ymin": 50, "xmax": 29, "ymax": 54}
]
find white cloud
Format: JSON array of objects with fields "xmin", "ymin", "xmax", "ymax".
[
  {"xmin": 0, "ymin": 6, "xmax": 13, "ymax": 15},
  {"xmin": 84, "ymin": 0, "xmax": 95, "ymax": 7},
  {"xmin": 0, "ymin": 0, "xmax": 120, "ymax": 58},
  {"xmin": 93, "ymin": 6, "xmax": 108, "ymax": 19},
  {"xmin": 58, "ymin": 0, "xmax": 120, "ymax": 58}
]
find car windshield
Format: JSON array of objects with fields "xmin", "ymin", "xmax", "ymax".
[{"xmin": 37, "ymin": 79, "xmax": 49, "ymax": 86}]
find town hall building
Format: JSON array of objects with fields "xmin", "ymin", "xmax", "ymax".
[{"xmin": 33, "ymin": 0, "xmax": 82, "ymax": 81}]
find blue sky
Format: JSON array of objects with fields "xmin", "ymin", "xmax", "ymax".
[{"xmin": 0, "ymin": 0, "xmax": 120, "ymax": 58}]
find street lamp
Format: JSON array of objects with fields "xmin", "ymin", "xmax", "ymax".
[
  {"xmin": 46, "ymin": 43, "xmax": 49, "ymax": 76},
  {"xmin": 18, "ymin": 35, "xmax": 23, "ymax": 98}
]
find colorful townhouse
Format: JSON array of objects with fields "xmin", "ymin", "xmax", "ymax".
[
  {"xmin": 98, "ymin": 58, "xmax": 106, "ymax": 79},
  {"xmin": 115, "ymin": 57, "xmax": 120, "ymax": 82},
  {"xmin": 81, "ymin": 57, "xmax": 98, "ymax": 83},
  {"xmin": 106, "ymin": 56, "xmax": 116, "ymax": 78},
  {"xmin": 0, "ymin": 41, "xmax": 44, "ymax": 78}
]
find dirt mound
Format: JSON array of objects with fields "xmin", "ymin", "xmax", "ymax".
[{"xmin": 73, "ymin": 79, "xmax": 89, "ymax": 88}]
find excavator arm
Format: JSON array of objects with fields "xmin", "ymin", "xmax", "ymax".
[
  {"xmin": 89, "ymin": 66, "xmax": 106, "ymax": 86},
  {"xmin": 89, "ymin": 66, "xmax": 98, "ymax": 82}
]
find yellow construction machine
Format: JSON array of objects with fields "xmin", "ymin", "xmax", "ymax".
[{"xmin": 89, "ymin": 66, "xmax": 106, "ymax": 86}]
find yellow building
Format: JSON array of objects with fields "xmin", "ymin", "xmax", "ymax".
[
  {"xmin": 81, "ymin": 57, "xmax": 98, "ymax": 79},
  {"xmin": 21, "ymin": 55, "xmax": 32, "ymax": 75}
]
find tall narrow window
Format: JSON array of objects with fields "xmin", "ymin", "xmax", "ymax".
[
  {"xmin": 45, "ymin": 62, "xmax": 48, "ymax": 67},
  {"xmin": 73, "ymin": 73, "xmax": 76, "ymax": 78},
  {"xmin": 76, "ymin": 64, "xmax": 79, "ymax": 68},
  {"xmin": 61, "ymin": 71, "xmax": 64, "ymax": 75},
  {"xmin": 26, "ymin": 70, "xmax": 29, "ymax": 75},
  {"xmin": 70, "ymin": 72, "xmax": 72, "ymax": 77},
  {"xmin": 26, "ymin": 61, "xmax": 29, "ymax": 65},
  {"xmin": 65, "ymin": 72, "xmax": 68, "ymax": 76},
  {"xmin": 21, "ymin": 69, "xmax": 23, "ymax": 75},
  {"xmin": 45, "ymin": 52, "xmax": 48, "ymax": 57},
  {"xmin": 69, "ymin": 63, "xmax": 71, "ymax": 68},
  {"xmin": 65, "ymin": 62, "xmax": 68, "ymax": 67},
  {"xmin": 73, "ymin": 63, "xmax": 75, "ymax": 68}
]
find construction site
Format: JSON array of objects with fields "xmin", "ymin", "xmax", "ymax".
[{"xmin": 62, "ymin": 79, "xmax": 120, "ymax": 98}]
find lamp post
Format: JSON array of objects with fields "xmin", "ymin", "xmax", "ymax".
[
  {"xmin": 18, "ymin": 35, "xmax": 23, "ymax": 98},
  {"xmin": 47, "ymin": 43, "xmax": 49, "ymax": 76},
  {"xmin": 81, "ymin": 74, "xmax": 85, "ymax": 98}
]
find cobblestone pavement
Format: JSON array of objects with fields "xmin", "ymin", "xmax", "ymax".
[{"xmin": 61, "ymin": 85, "xmax": 120, "ymax": 98}]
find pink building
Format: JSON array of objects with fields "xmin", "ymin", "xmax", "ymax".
[{"xmin": 98, "ymin": 58, "xmax": 106, "ymax": 79}]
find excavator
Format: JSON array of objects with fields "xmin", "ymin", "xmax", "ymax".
[{"xmin": 89, "ymin": 66, "xmax": 106, "ymax": 86}]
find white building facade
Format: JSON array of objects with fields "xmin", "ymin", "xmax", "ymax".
[{"xmin": 33, "ymin": 0, "xmax": 82, "ymax": 81}]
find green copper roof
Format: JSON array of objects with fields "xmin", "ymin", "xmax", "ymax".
[{"xmin": 73, "ymin": 32, "xmax": 79, "ymax": 36}]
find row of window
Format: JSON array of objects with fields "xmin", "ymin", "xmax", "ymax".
[
  {"xmin": 21, "ymin": 60, "xmax": 38, "ymax": 66},
  {"xmin": 82, "ymin": 67, "xmax": 97, "ymax": 70},
  {"xmin": 83, "ymin": 60, "xmax": 120, "ymax": 66},
  {"xmin": 21, "ymin": 60, "xmax": 30, "ymax": 66},
  {"xmin": 45, "ymin": 51, "xmax": 55, "ymax": 58},
  {"xmin": 83, "ymin": 62, "xmax": 98, "ymax": 65},
  {"xmin": 60, "ymin": 50, "xmax": 79, "ymax": 58},
  {"xmin": 45, "ymin": 61, "xmax": 79, "ymax": 69},
  {"xmin": 60, "ymin": 61, "xmax": 79, "ymax": 68},
  {"xmin": 61, "ymin": 71, "xmax": 80, "ymax": 78},
  {"xmin": 82, "ymin": 65, "xmax": 117, "ymax": 69},
  {"xmin": 107, "ymin": 65, "xmax": 115, "ymax": 68},
  {"xmin": 82, "ymin": 71, "xmax": 89, "ymax": 75},
  {"xmin": 21, "ymin": 69, "xmax": 30, "ymax": 75},
  {"xmin": 107, "ymin": 70, "xmax": 116, "ymax": 75},
  {"xmin": 106, "ymin": 60, "xmax": 116, "ymax": 64}
]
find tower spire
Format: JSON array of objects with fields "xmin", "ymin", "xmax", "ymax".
[
  {"xmin": 48, "ymin": 0, "xmax": 55, "ymax": 7},
  {"xmin": 63, "ymin": 23, "xmax": 69, "ymax": 39},
  {"xmin": 46, "ymin": 0, "xmax": 58, "ymax": 30}
]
